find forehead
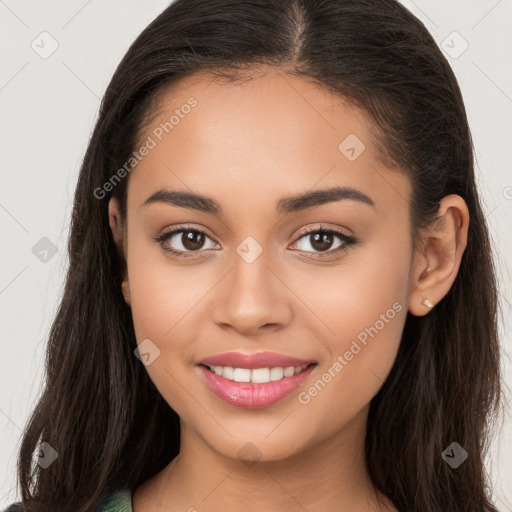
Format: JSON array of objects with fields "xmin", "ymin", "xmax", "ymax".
[{"xmin": 127, "ymin": 66, "xmax": 410, "ymax": 217}]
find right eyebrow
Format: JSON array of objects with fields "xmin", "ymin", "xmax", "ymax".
[{"xmin": 143, "ymin": 189, "xmax": 222, "ymax": 215}]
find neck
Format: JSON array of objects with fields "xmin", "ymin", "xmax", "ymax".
[{"xmin": 133, "ymin": 405, "xmax": 395, "ymax": 512}]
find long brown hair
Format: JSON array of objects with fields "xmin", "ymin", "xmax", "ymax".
[{"xmin": 15, "ymin": 1, "xmax": 502, "ymax": 510}]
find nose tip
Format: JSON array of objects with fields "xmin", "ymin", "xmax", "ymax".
[
  {"xmin": 216, "ymin": 309, "xmax": 282, "ymax": 337},
  {"xmin": 212, "ymin": 259, "xmax": 293, "ymax": 336}
]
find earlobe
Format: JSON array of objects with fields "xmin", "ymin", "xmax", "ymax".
[
  {"xmin": 408, "ymin": 194, "xmax": 469, "ymax": 317},
  {"xmin": 121, "ymin": 280, "xmax": 131, "ymax": 306}
]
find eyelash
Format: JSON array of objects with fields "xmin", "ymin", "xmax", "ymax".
[{"xmin": 153, "ymin": 224, "xmax": 358, "ymax": 260}]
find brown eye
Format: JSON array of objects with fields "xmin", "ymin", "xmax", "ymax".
[
  {"xmin": 290, "ymin": 226, "xmax": 358, "ymax": 258},
  {"xmin": 309, "ymin": 232, "xmax": 336, "ymax": 251},
  {"xmin": 155, "ymin": 226, "xmax": 219, "ymax": 258},
  {"xmin": 181, "ymin": 230, "xmax": 206, "ymax": 250},
  {"xmin": 294, "ymin": 230, "xmax": 342, "ymax": 253}
]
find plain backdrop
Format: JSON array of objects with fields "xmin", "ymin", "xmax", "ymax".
[{"xmin": 1, "ymin": 0, "xmax": 511, "ymax": 509}]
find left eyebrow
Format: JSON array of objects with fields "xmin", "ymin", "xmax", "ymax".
[
  {"xmin": 276, "ymin": 186, "xmax": 375, "ymax": 215},
  {"xmin": 142, "ymin": 185, "xmax": 375, "ymax": 216}
]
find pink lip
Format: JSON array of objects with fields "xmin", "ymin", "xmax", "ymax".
[
  {"xmin": 197, "ymin": 363, "xmax": 317, "ymax": 409},
  {"xmin": 198, "ymin": 351, "xmax": 316, "ymax": 369}
]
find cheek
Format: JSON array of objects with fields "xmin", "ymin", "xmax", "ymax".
[
  {"xmin": 125, "ymin": 238, "xmax": 212, "ymax": 416},
  {"xmin": 126, "ymin": 220, "xmax": 198, "ymax": 328},
  {"xmin": 292, "ymin": 229, "xmax": 410, "ymax": 424},
  {"xmin": 296, "ymin": 223, "xmax": 410, "ymax": 337}
]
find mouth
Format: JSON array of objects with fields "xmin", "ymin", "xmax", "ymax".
[
  {"xmin": 199, "ymin": 362, "xmax": 317, "ymax": 383},
  {"xmin": 196, "ymin": 361, "xmax": 318, "ymax": 409}
]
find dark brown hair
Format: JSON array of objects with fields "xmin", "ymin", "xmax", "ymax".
[{"xmin": 14, "ymin": 1, "xmax": 502, "ymax": 511}]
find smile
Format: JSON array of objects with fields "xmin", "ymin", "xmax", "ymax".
[
  {"xmin": 203, "ymin": 364, "xmax": 311, "ymax": 383},
  {"xmin": 197, "ymin": 362, "xmax": 317, "ymax": 408}
]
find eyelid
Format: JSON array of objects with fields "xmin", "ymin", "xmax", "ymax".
[
  {"xmin": 153, "ymin": 223, "xmax": 220, "ymax": 259},
  {"xmin": 157, "ymin": 223, "xmax": 219, "ymax": 244},
  {"xmin": 288, "ymin": 224, "xmax": 357, "ymax": 256},
  {"xmin": 154, "ymin": 223, "xmax": 358, "ymax": 259},
  {"xmin": 292, "ymin": 223, "xmax": 353, "ymax": 241}
]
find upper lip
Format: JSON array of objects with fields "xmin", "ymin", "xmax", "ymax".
[{"xmin": 198, "ymin": 351, "xmax": 316, "ymax": 369}]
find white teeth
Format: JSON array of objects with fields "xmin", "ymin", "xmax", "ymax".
[
  {"xmin": 233, "ymin": 368, "xmax": 251, "ymax": 382},
  {"xmin": 206, "ymin": 364, "xmax": 309, "ymax": 383},
  {"xmin": 251, "ymin": 368, "xmax": 270, "ymax": 383},
  {"xmin": 269, "ymin": 367, "xmax": 284, "ymax": 381},
  {"xmin": 284, "ymin": 366, "xmax": 295, "ymax": 377}
]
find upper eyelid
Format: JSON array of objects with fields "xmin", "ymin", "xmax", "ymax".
[
  {"xmin": 159, "ymin": 224, "xmax": 220, "ymax": 246},
  {"xmin": 158, "ymin": 223, "xmax": 352, "ymax": 247}
]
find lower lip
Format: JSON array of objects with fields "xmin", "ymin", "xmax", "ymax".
[{"xmin": 197, "ymin": 364, "xmax": 317, "ymax": 408}]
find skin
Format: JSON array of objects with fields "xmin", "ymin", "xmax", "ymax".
[{"xmin": 108, "ymin": 65, "xmax": 469, "ymax": 512}]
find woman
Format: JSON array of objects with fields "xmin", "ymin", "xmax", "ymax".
[{"xmin": 5, "ymin": 0, "xmax": 502, "ymax": 511}]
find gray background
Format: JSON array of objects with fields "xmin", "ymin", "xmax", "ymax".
[{"xmin": 1, "ymin": 0, "xmax": 511, "ymax": 509}]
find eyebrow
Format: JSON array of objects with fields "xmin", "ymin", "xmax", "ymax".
[{"xmin": 142, "ymin": 185, "xmax": 375, "ymax": 216}]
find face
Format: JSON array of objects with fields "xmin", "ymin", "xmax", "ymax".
[{"xmin": 112, "ymin": 66, "xmax": 415, "ymax": 462}]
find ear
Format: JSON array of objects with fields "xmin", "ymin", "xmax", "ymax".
[
  {"xmin": 108, "ymin": 197, "xmax": 130, "ymax": 306},
  {"xmin": 408, "ymin": 194, "xmax": 469, "ymax": 316}
]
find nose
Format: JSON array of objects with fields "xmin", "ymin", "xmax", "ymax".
[{"xmin": 212, "ymin": 248, "xmax": 293, "ymax": 337}]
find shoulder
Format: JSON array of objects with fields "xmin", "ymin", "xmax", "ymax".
[{"xmin": 1, "ymin": 489, "xmax": 133, "ymax": 512}]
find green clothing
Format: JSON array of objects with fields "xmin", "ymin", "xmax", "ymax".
[
  {"xmin": 2, "ymin": 489, "xmax": 133, "ymax": 512},
  {"xmin": 96, "ymin": 489, "xmax": 133, "ymax": 512}
]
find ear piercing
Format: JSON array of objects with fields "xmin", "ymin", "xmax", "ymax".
[{"xmin": 422, "ymin": 298, "xmax": 434, "ymax": 308}]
